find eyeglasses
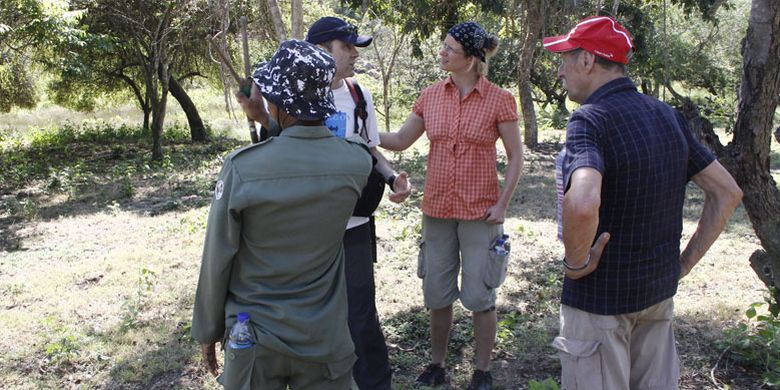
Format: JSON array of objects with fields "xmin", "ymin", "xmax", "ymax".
[
  {"xmin": 310, "ymin": 23, "xmax": 359, "ymax": 39},
  {"xmin": 441, "ymin": 42, "xmax": 464, "ymax": 55}
]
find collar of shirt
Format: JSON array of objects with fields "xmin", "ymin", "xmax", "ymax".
[
  {"xmin": 443, "ymin": 74, "xmax": 489, "ymax": 99},
  {"xmin": 280, "ymin": 125, "xmax": 333, "ymax": 139},
  {"xmin": 584, "ymin": 77, "xmax": 637, "ymax": 105}
]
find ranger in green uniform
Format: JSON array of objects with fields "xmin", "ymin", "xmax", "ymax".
[{"xmin": 192, "ymin": 40, "xmax": 372, "ymax": 390}]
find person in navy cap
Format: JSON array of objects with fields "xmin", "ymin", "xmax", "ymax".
[
  {"xmin": 307, "ymin": 16, "xmax": 374, "ymax": 47},
  {"xmin": 307, "ymin": 16, "xmax": 412, "ymax": 390},
  {"xmin": 192, "ymin": 39, "xmax": 372, "ymax": 390},
  {"xmin": 544, "ymin": 16, "xmax": 742, "ymax": 390}
]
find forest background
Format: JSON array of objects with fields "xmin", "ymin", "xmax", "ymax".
[{"xmin": 1, "ymin": 0, "xmax": 779, "ymax": 388}]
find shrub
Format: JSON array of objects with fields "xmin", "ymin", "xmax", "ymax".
[
  {"xmin": 529, "ymin": 378, "xmax": 560, "ymax": 390},
  {"xmin": 721, "ymin": 289, "xmax": 780, "ymax": 388}
]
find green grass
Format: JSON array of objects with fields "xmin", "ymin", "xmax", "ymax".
[{"xmin": 0, "ymin": 103, "xmax": 776, "ymax": 389}]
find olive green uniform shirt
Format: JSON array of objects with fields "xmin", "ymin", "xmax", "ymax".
[{"xmin": 192, "ymin": 125, "xmax": 372, "ymax": 363}]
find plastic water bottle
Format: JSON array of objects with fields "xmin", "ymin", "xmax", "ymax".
[
  {"xmin": 228, "ymin": 312, "xmax": 254, "ymax": 349},
  {"xmin": 492, "ymin": 234, "xmax": 510, "ymax": 256}
]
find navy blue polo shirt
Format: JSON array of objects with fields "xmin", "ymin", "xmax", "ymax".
[{"xmin": 558, "ymin": 77, "xmax": 715, "ymax": 315}]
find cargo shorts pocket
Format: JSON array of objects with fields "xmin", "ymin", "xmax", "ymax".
[
  {"xmin": 552, "ymin": 336, "xmax": 603, "ymax": 390},
  {"xmin": 217, "ymin": 344, "xmax": 255, "ymax": 390},
  {"xmin": 483, "ymin": 236, "xmax": 510, "ymax": 288},
  {"xmin": 416, "ymin": 240, "xmax": 426, "ymax": 279}
]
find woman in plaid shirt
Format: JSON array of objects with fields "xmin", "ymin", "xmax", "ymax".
[{"xmin": 380, "ymin": 21, "xmax": 523, "ymax": 390}]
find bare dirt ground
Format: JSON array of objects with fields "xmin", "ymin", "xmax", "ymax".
[{"xmin": 0, "ymin": 131, "xmax": 775, "ymax": 389}]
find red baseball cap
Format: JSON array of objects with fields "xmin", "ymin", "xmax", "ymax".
[{"xmin": 543, "ymin": 16, "xmax": 634, "ymax": 64}]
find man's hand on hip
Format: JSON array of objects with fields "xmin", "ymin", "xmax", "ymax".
[{"xmin": 565, "ymin": 232, "xmax": 611, "ymax": 280}]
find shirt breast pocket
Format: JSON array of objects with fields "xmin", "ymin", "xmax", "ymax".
[
  {"xmin": 461, "ymin": 116, "xmax": 498, "ymax": 145},
  {"xmin": 460, "ymin": 108, "xmax": 497, "ymax": 144},
  {"xmin": 425, "ymin": 110, "xmax": 450, "ymax": 141}
]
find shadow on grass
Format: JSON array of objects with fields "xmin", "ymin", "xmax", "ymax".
[
  {"xmin": 2, "ymin": 297, "xmax": 209, "ymax": 389},
  {"xmin": 674, "ymin": 313, "xmax": 764, "ymax": 390},
  {"xmin": 101, "ymin": 319, "xmax": 207, "ymax": 390},
  {"xmin": 381, "ymin": 245, "xmax": 565, "ymax": 388},
  {"xmin": 507, "ymin": 142, "xmax": 561, "ymax": 222},
  {"xmin": 378, "ymin": 233, "xmax": 765, "ymax": 389},
  {"xmin": 384, "ymin": 305, "xmax": 488, "ymax": 388},
  {"xmin": 0, "ymin": 137, "xmax": 243, "ymax": 252}
]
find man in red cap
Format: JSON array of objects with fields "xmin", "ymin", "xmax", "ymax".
[{"xmin": 544, "ymin": 16, "xmax": 742, "ymax": 389}]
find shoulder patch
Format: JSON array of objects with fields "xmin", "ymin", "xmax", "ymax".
[{"xmin": 214, "ymin": 180, "xmax": 224, "ymax": 200}]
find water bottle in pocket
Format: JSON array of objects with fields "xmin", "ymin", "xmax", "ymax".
[{"xmin": 484, "ymin": 234, "xmax": 510, "ymax": 288}]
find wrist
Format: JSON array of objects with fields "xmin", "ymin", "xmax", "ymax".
[
  {"xmin": 562, "ymin": 253, "xmax": 591, "ymax": 271},
  {"xmin": 495, "ymin": 197, "xmax": 510, "ymax": 209},
  {"xmin": 386, "ymin": 174, "xmax": 397, "ymax": 191}
]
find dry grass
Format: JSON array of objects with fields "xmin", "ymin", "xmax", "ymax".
[{"xmin": 0, "ymin": 108, "xmax": 777, "ymax": 389}]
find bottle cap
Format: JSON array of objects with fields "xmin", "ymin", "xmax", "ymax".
[{"xmin": 237, "ymin": 312, "xmax": 250, "ymax": 322}]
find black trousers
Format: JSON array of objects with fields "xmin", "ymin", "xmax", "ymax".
[{"xmin": 343, "ymin": 219, "xmax": 392, "ymax": 390}]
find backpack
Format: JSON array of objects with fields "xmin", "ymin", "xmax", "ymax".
[{"xmin": 345, "ymin": 78, "xmax": 386, "ymax": 218}]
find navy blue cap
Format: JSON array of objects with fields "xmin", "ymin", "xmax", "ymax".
[{"xmin": 306, "ymin": 17, "xmax": 372, "ymax": 47}]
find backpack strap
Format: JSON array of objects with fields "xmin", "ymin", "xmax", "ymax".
[{"xmin": 344, "ymin": 78, "xmax": 370, "ymax": 143}]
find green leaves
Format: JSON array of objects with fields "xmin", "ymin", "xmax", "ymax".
[
  {"xmin": 0, "ymin": 55, "xmax": 36, "ymax": 112},
  {"xmin": 746, "ymin": 302, "xmax": 760, "ymax": 319},
  {"xmin": 721, "ymin": 291, "xmax": 780, "ymax": 388}
]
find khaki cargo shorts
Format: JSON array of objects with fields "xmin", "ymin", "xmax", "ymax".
[
  {"xmin": 553, "ymin": 298, "xmax": 680, "ymax": 390},
  {"xmin": 417, "ymin": 215, "xmax": 509, "ymax": 312}
]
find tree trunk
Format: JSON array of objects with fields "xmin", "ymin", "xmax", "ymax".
[
  {"xmin": 267, "ymin": 0, "xmax": 287, "ymax": 43},
  {"xmin": 148, "ymin": 5, "xmax": 173, "ymax": 161},
  {"xmin": 678, "ymin": 0, "xmax": 780, "ymax": 304},
  {"xmin": 143, "ymin": 107, "xmax": 150, "ymax": 133},
  {"xmin": 147, "ymin": 63, "xmax": 167, "ymax": 160},
  {"xmin": 150, "ymin": 68, "xmax": 169, "ymax": 160},
  {"xmin": 151, "ymin": 96, "xmax": 167, "ymax": 160},
  {"xmin": 519, "ymin": 81, "xmax": 537, "ymax": 147},
  {"xmin": 290, "ymin": 0, "xmax": 303, "ymax": 39},
  {"xmin": 518, "ymin": 0, "xmax": 545, "ymax": 148},
  {"xmin": 169, "ymin": 76, "xmax": 207, "ymax": 142},
  {"xmin": 730, "ymin": 0, "xmax": 780, "ymax": 304},
  {"xmin": 371, "ymin": 27, "xmax": 406, "ymax": 132}
]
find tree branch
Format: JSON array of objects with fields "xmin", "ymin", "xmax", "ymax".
[
  {"xmin": 665, "ymin": 81, "xmax": 725, "ymax": 156},
  {"xmin": 109, "ymin": 70, "xmax": 147, "ymax": 110}
]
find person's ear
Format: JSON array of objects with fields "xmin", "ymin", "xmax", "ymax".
[{"xmin": 581, "ymin": 51, "xmax": 596, "ymax": 73}]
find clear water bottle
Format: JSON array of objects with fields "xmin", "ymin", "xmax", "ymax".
[{"xmin": 228, "ymin": 312, "xmax": 254, "ymax": 349}]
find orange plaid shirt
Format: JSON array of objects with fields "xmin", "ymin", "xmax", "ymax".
[{"xmin": 413, "ymin": 75, "xmax": 518, "ymax": 220}]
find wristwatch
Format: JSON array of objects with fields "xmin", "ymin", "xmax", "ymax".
[{"xmin": 386, "ymin": 174, "xmax": 396, "ymax": 191}]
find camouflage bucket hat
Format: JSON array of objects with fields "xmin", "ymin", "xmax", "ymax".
[{"xmin": 252, "ymin": 40, "xmax": 337, "ymax": 120}]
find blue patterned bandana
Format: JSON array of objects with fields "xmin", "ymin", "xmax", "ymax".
[
  {"xmin": 251, "ymin": 40, "xmax": 337, "ymax": 120},
  {"xmin": 448, "ymin": 22, "xmax": 488, "ymax": 62}
]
